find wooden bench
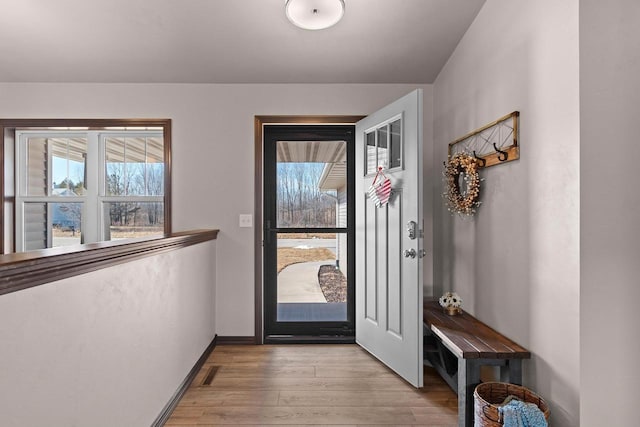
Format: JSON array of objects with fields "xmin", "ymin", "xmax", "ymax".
[{"xmin": 423, "ymin": 299, "xmax": 531, "ymax": 427}]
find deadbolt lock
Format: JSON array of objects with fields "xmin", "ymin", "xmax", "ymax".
[{"xmin": 407, "ymin": 221, "xmax": 417, "ymax": 240}]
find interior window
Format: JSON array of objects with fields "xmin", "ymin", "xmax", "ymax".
[{"xmin": 2, "ymin": 120, "xmax": 170, "ymax": 253}]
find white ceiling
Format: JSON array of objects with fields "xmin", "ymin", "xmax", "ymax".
[{"xmin": 0, "ymin": 0, "xmax": 485, "ymax": 84}]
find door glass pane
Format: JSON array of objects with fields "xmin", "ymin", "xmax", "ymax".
[
  {"xmin": 377, "ymin": 126, "xmax": 389, "ymax": 169},
  {"xmin": 277, "ymin": 232, "xmax": 347, "ymax": 322},
  {"xmin": 23, "ymin": 201, "xmax": 83, "ymax": 250},
  {"xmin": 124, "ymin": 137, "xmax": 147, "ymax": 196},
  {"xmin": 26, "ymin": 138, "xmax": 48, "ymax": 196},
  {"xmin": 366, "ymin": 131, "xmax": 377, "ymax": 175},
  {"xmin": 105, "ymin": 136, "xmax": 165, "ymax": 196},
  {"xmin": 276, "ymin": 140, "xmax": 346, "ymax": 228},
  {"xmin": 105, "ymin": 137, "xmax": 126, "ymax": 196},
  {"xmin": 23, "ymin": 202, "xmax": 47, "ymax": 250},
  {"xmin": 51, "ymin": 202, "xmax": 83, "ymax": 247},
  {"xmin": 103, "ymin": 201, "xmax": 164, "ymax": 240},
  {"xmin": 389, "ymin": 119, "xmax": 402, "ymax": 169},
  {"xmin": 26, "ymin": 137, "xmax": 87, "ymax": 196},
  {"xmin": 146, "ymin": 137, "xmax": 165, "ymax": 196},
  {"xmin": 50, "ymin": 137, "xmax": 87, "ymax": 196}
]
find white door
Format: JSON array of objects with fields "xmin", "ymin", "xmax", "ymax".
[{"xmin": 355, "ymin": 89, "xmax": 424, "ymax": 387}]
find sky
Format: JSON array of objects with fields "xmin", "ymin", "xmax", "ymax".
[{"xmin": 52, "ymin": 156, "xmax": 84, "ymax": 188}]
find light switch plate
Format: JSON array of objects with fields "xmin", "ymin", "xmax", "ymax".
[{"xmin": 239, "ymin": 214, "xmax": 253, "ymax": 228}]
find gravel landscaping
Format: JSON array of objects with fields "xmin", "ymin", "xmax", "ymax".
[{"xmin": 318, "ymin": 264, "xmax": 347, "ymax": 303}]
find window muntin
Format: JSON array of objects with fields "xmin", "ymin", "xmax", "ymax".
[{"xmin": 15, "ymin": 130, "xmax": 165, "ymax": 252}]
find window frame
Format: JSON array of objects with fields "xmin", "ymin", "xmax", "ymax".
[
  {"xmin": 363, "ymin": 113, "xmax": 404, "ymax": 177},
  {"xmin": 1, "ymin": 119, "xmax": 172, "ymax": 254},
  {"xmin": 15, "ymin": 131, "xmax": 90, "ymax": 250}
]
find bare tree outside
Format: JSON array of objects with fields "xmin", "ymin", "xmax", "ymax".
[
  {"xmin": 276, "ymin": 163, "xmax": 336, "ymax": 228},
  {"xmin": 105, "ymin": 137, "xmax": 164, "ymax": 238}
]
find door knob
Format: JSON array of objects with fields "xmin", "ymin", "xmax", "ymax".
[{"xmin": 403, "ymin": 249, "xmax": 417, "ymax": 259}]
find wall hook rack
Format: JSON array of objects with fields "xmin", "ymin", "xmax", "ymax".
[
  {"xmin": 473, "ymin": 150, "xmax": 487, "ymax": 167},
  {"xmin": 493, "ymin": 143, "xmax": 509, "ymax": 161},
  {"xmin": 448, "ymin": 111, "xmax": 519, "ymax": 168}
]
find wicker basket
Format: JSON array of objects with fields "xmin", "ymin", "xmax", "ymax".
[{"xmin": 474, "ymin": 382, "xmax": 550, "ymax": 426}]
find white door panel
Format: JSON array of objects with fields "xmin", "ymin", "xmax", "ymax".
[{"xmin": 356, "ymin": 89, "xmax": 423, "ymax": 387}]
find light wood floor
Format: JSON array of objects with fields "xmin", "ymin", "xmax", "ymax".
[{"xmin": 166, "ymin": 344, "xmax": 458, "ymax": 426}]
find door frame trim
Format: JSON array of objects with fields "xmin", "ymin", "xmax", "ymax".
[{"xmin": 254, "ymin": 115, "xmax": 365, "ymax": 344}]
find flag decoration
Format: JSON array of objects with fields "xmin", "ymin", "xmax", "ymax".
[{"xmin": 368, "ymin": 167, "xmax": 392, "ymax": 208}]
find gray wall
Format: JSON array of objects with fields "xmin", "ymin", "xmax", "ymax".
[
  {"xmin": 0, "ymin": 83, "xmax": 434, "ymax": 336},
  {"xmin": 433, "ymin": 1, "xmax": 580, "ymax": 425},
  {"xmin": 0, "ymin": 83, "xmax": 437, "ymax": 425},
  {"xmin": 0, "ymin": 241, "xmax": 216, "ymax": 426},
  {"xmin": 580, "ymin": 1, "xmax": 640, "ymax": 425}
]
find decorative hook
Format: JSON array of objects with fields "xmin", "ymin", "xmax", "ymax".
[
  {"xmin": 493, "ymin": 143, "xmax": 508, "ymax": 161},
  {"xmin": 373, "ymin": 166, "xmax": 387, "ymax": 185},
  {"xmin": 473, "ymin": 151, "xmax": 486, "ymax": 167}
]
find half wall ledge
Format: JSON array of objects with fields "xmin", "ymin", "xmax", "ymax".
[{"xmin": 0, "ymin": 229, "xmax": 219, "ymax": 296}]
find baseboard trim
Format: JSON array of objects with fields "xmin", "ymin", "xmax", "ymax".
[
  {"xmin": 216, "ymin": 336, "xmax": 257, "ymax": 345},
  {"xmin": 264, "ymin": 335, "xmax": 355, "ymax": 344},
  {"xmin": 151, "ymin": 335, "xmax": 218, "ymax": 427}
]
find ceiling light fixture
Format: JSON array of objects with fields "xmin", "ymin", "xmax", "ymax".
[{"xmin": 285, "ymin": 0, "xmax": 345, "ymax": 30}]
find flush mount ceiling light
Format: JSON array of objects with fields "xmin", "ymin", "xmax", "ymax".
[{"xmin": 285, "ymin": 0, "xmax": 345, "ymax": 30}]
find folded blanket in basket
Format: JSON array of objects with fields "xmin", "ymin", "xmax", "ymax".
[{"xmin": 498, "ymin": 395, "xmax": 547, "ymax": 427}]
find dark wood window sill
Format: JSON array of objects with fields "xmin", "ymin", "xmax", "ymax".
[{"xmin": 0, "ymin": 229, "xmax": 219, "ymax": 296}]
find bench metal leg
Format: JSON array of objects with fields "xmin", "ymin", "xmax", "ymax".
[
  {"xmin": 500, "ymin": 359, "xmax": 523, "ymax": 384},
  {"xmin": 457, "ymin": 358, "xmax": 480, "ymax": 427}
]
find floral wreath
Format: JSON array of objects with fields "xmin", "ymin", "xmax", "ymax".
[{"xmin": 443, "ymin": 152, "xmax": 481, "ymax": 216}]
